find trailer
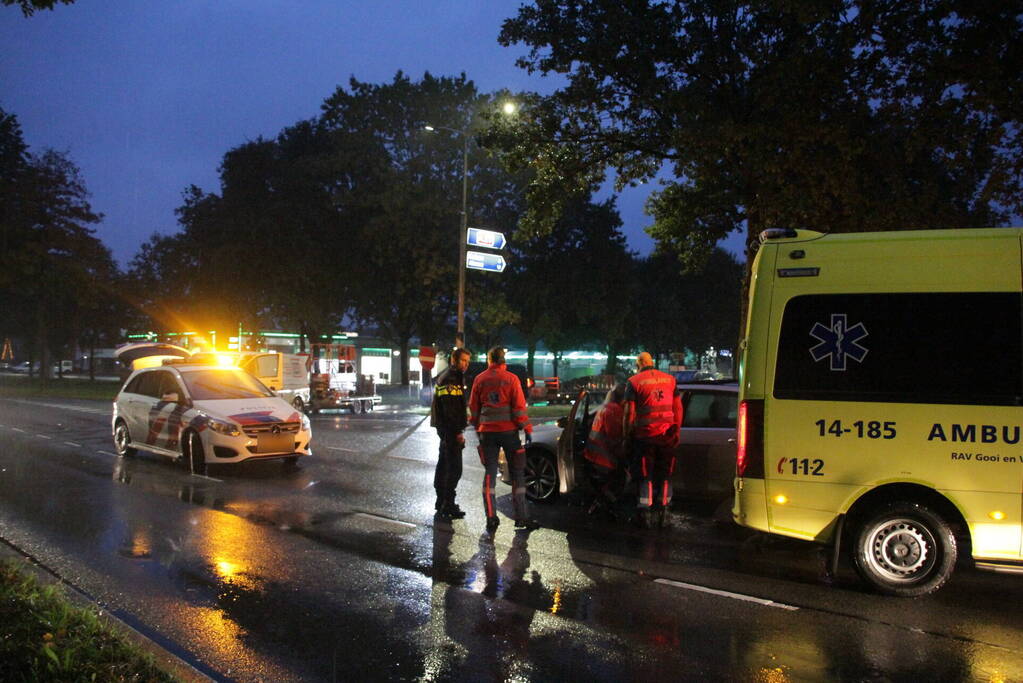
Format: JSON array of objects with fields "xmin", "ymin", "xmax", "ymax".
[{"xmin": 309, "ymin": 344, "xmax": 381, "ymax": 414}]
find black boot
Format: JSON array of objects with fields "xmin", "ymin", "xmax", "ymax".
[
  {"xmin": 445, "ymin": 501, "xmax": 466, "ymax": 519},
  {"xmin": 486, "ymin": 516, "xmax": 500, "ymax": 532}
]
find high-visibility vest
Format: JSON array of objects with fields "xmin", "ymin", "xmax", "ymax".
[
  {"xmin": 584, "ymin": 402, "xmax": 624, "ymax": 469},
  {"xmin": 626, "ymin": 367, "xmax": 681, "ymax": 439},
  {"xmin": 469, "ymin": 363, "xmax": 532, "ymax": 433}
]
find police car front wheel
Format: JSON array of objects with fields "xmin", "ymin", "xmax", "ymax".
[
  {"xmin": 185, "ymin": 431, "xmax": 207, "ymax": 476},
  {"xmin": 852, "ymin": 502, "xmax": 957, "ymax": 597},
  {"xmin": 113, "ymin": 420, "xmax": 136, "ymax": 457}
]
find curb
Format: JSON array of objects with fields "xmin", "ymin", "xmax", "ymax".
[{"xmin": 0, "ymin": 537, "xmax": 215, "ymax": 683}]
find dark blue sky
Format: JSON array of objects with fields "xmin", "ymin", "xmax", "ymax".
[{"xmin": 1, "ymin": 1, "xmax": 744, "ymax": 265}]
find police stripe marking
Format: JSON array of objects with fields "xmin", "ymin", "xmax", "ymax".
[
  {"xmin": 654, "ymin": 579, "xmax": 799, "ymax": 610},
  {"xmin": 353, "ymin": 512, "xmax": 416, "ymax": 529}
]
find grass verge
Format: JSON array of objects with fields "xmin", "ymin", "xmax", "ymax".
[
  {"xmin": 0, "ymin": 375, "xmax": 119, "ymax": 401},
  {"xmin": 0, "ymin": 559, "xmax": 178, "ymax": 682}
]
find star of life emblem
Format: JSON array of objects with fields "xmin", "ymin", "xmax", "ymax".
[{"xmin": 809, "ymin": 313, "xmax": 869, "ymax": 371}]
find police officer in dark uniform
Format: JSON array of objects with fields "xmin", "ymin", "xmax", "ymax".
[{"xmin": 431, "ymin": 347, "xmax": 471, "ymax": 519}]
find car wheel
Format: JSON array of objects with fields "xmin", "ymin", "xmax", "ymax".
[
  {"xmin": 351, "ymin": 400, "xmax": 363, "ymax": 415},
  {"xmin": 113, "ymin": 420, "xmax": 137, "ymax": 457},
  {"xmin": 364, "ymin": 400, "xmax": 373, "ymax": 412},
  {"xmin": 524, "ymin": 448, "xmax": 559, "ymax": 502},
  {"xmin": 185, "ymin": 430, "xmax": 207, "ymax": 476},
  {"xmin": 852, "ymin": 502, "xmax": 957, "ymax": 597},
  {"xmin": 292, "ymin": 396, "xmax": 305, "ymax": 413}
]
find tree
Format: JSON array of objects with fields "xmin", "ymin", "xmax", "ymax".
[
  {"xmin": 507, "ymin": 195, "xmax": 632, "ymax": 378},
  {"xmin": 636, "ymin": 247, "xmax": 743, "ymax": 365},
  {"xmin": 0, "ymin": 137, "xmax": 104, "ymax": 377},
  {"xmin": 3, "ymin": 0, "xmax": 74, "ymax": 16},
  {"xmin": 496, "ymin": 1, "xmax": 1022, "ymax": 271},
  {"xmin": 320, "ymin": 71, "xmax": 525, "ymax": 383}
]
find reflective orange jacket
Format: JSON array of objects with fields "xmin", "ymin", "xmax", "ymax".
[
  {"xmin": 469, "ymin": 363, "xmax": 532, "ymax": 434},
  {"xmin": 584, "ymin": 402, "xmax": 624, "ymax": 470},
  {"xmin": 625, "ymin": 367, "xmax": 682, "ymax": 440}
]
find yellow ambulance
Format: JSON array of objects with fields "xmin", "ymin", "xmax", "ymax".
[{"xmin": 733, "ymin": 227, "xmax": 1023, "ymax": 596}]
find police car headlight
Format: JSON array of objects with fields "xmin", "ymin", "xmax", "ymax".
[
  {"xmin": 208, "ymin": 418, "xmax": 241, "ymax": 437},
  {"xmin": 301, "ymin": 413, "xmax": 311, "ymax": 432}
]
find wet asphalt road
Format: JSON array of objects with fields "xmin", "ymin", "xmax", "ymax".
[{"xmin": 0, "ymin": 395, "xmax": 1021, "ymax": 682}]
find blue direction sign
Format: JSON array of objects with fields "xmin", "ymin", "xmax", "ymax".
[
  {"xmin": 466, "ymin": 250, "xmax": 506, "ymax": 273},
  {"xmin": 467, "ymin": 228, "xmax": 506, "ymax": 250}
]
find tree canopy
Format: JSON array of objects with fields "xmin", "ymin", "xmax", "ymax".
[{"xmin": 496, "ymin": 0, "xmax": 1023, "ymax": 267}]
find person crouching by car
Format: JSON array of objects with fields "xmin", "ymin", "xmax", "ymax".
[
  {"xmin": 584, "ymin": 383, "xmax": 628, "ymax": 518},
  {"xmin": 623, "ymin": 352, "xmax": 683, "ymax": 529},
  {"xmin": 431, "ymin": 347, "xmax": 471, "ymax": 520},
  {"xmin": 469, "ymin": 346, "xmax": 540, "ymax": 533}
]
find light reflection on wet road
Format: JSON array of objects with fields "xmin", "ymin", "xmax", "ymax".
[{"xmin": 0, "ymin": 396, "xmax": 1021, "ymax": 681}]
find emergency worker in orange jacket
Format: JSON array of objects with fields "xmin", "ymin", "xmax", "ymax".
[
  {"xmin": 623, "ymin": 352, "xmax": 683, "ymax": 529},
  {"xmin": 469, "ymin": 346, "xmax": 540, "ymax": 532},
  {"xmin": 583, "ymin": 384, "xmax": 627, "ymax": 516}
]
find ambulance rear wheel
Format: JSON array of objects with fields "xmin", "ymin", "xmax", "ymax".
[
  {"xmin": 351, "ymin": 400, "xmax": 363, "ymax": 415},
  {"xmin": 852, "ymin": 502, "xmax": 956, "ymax": 597}
]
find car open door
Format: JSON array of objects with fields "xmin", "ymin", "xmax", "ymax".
[{"xmin": 556, "ymin": 390, "xmax": 589, "ymax": 494}]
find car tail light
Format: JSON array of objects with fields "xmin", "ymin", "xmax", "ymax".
[
  {"xmin": 527, "ymin": 377, "xmax": 534, "ymax": 389},
  {"xmin": 736, "ymin": 399, "xmax": 765, "ymax": 478}
]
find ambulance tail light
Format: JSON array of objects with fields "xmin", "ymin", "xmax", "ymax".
[{"xmin": 736, "ymin": 399, "xmax": 765, "ymax": 478}]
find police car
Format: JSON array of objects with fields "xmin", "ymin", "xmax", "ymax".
[{"xmin": 112, "ymin": 362, "xmax": 312, "ymax": 474}]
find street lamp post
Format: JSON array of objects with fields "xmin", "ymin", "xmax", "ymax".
[
  {"xmin": 425, "ymin": 124, "xmax": 470, "ymax": 349},
  {"xmin": 426, "ymin": 102, "xmax": 515, "ymax": 350}
]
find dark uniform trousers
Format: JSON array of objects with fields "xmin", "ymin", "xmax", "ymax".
[
  {"xmin": 633, "ymin": 438, "xmax": 677, "ymax": 509},
  {"xmin": 478, "ymin": 430, "xmax": 528, "ymax": 521},
  {"xmin": 434, "ymin": 431, "xmax": 463, "ymax": 507}
]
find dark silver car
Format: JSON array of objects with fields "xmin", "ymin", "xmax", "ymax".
[{"xmin": 503, "ymin": 381, "xmax": 738, "ymax": 505}]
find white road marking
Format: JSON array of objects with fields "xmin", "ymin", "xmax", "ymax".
[
  {"xmin": 63, "ymin": 441, "xmax": 82, "ymax": 447},
  {"xmin": 189, "ymin": 473, "xmax": 222, "ymax": 482},
  {"xmin": 97, "ymin": 450, "xmax": 118, "ymax": 457},
  {"xmin": 386, "ymin": 454, "xmax": 427, "ymax": 463},
  {"xmin": 352, "ymin": 512, "xmax": 417, "ymax": 529},
  {"xmin": 654, "ymin": 579, "xmax": 799, "ymax": 610},
  {"xmin": 326, "ymin": 446, "xmax": 359, "ymax": 453},
  {"xmin": 2, "ymin": 398, "xmax": 108, "ymax": 415},
  {"xmin": 35, "ymin": 434, "xmax": 53, "ymax": 440},
  {"xmin": 11, "ymin": 428, "xmax": 25, "ymax": 433}
]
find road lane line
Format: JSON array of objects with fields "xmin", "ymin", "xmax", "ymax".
[
  {"xmin": 36, "ymin": 434, "xmax": 53, "ymax": 440},
  {"xmin": 63, "ymin": 441, "xmax": 82, "ymax": 447},
  {"xmin": 326, "ymin": 446, "xmax": 359, "ymax": 453},
  {"xmin": 654, "ymin": 578, "xmax": 799, "ymax": 610},
  {"xmin": 386, "ymin": 454, "xmax": 427, "ymax": 463},
  {"xmin": 352, "ymin": 512, "xmax": 417, "ymax": 529},
  {"xmin": 189, "ymin": 473, "xmax": 222, "ymax": 482},
  {"xmin": 11, "ymin": 427, "xmax": 25, "ymax": 433},
  {"xmin": 97, "ymin": 450, "xmax": 118, "ymax": 457}
]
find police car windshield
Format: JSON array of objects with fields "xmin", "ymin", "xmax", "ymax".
[{"xmin": 180, "ymin": 369, "xmax": 274, "ymax": 400}]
